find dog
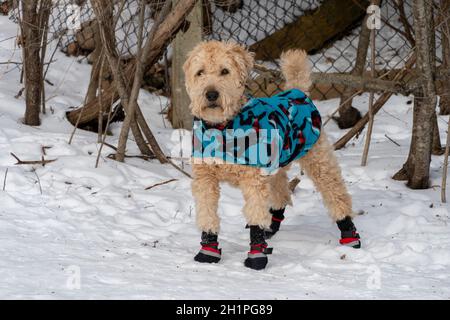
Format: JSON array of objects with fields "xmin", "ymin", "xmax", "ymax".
[{"xmin": 183, "ymin": 40, "xmax": 360, "ymax": 270}]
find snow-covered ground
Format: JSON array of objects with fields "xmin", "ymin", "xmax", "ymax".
[{"xmin": 1, "ymin": 15, "xmax": 450, "ymax": 300}]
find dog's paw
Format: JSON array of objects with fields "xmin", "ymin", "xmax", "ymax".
[
  {"xmin": 194, "ymin": 250, "xmax": 221, "ymax": 263},
  {"xmin": 263, "ymin": 208, "xmax": 285, "ymax": 239},
  {"xmin": 244, "ymin": 254, "xmax": 268, "ymax": 270},
  {"xmin": 194, "ymin": 245, "xmax": 222, "ymax": 263},
  {"xmin": 340, "ymin": 233, "xmax": 361, "ymax": 249},
  {"xmin": 337, "ymin": 216, "xmax": 361, "ymax": 249},
  {"xmin": 340, "ymin": 237, "xmax": 361, "ymax": 249}
]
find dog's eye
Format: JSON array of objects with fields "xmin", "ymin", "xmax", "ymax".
[
  {"xmin": 221, "ymin": 68, "xmax": 230, "ymax": 76},
  {"xmin": 196, "ymin": 70, "xmax": 204, "ymax": 77}
]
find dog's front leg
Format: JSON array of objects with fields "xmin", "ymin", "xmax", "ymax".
[
  {"xmin": 192, "ymin": 165, "xmax": 222, "ymax": 263},
  {"xmin": 240, "ymin": 175, "xmax": 273, "ymax": 270},
  {"xmin": 265, "ymin": 169, "xmax": 292, "ymax": 239}
]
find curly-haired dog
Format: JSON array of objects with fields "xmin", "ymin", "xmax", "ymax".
[{"xmin": 184, "ymin": 41, "xmax": 361, "ymax": 270}]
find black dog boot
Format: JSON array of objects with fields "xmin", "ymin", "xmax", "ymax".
[
  {"xmin": 337, "ymin": 216, "xmax": 361, "ymax": 249},
  {"xmin": 245, "ymin": 226, "xmax": 273, "ymax": 270},
  {"xmin": 194, "ymin": 232, "xmax": 222, "ymax": 263},
  {"xmin": 264, "ymin": 208, "xmax": 286, "ymax": 239}
]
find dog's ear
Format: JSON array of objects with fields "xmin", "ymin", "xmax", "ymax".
[
  {"xmin": 183, "ymin": 43, "xmax": 203, "ymax": 78},
  {"xmin": 228, "ymin": 43, "xmax": 254, "ymax": 79}
]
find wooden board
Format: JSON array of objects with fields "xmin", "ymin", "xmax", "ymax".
[{"xmin": 250, "ymin": 0, "xmax": 370, "ymax": 60}]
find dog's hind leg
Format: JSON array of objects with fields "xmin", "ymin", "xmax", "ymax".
[
  {"xmin": 265, "ymin": 169, "xmax": 292, "ymax": 239},
  {"xmin": 240, "ymin": 174, "xmax": 273, "ymax": 270},
  {"xmin": 298, "ymin": 132, "xmax": 361, "ymax": 248},
  {"xmin": 268, "ymin": 169, "xmax": 292, "ymax": 210},
  {"xmin": 192, "ymin": 165, "xmax": 222, "ymax": 263}
]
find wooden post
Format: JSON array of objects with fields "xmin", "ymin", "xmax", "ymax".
[{"xmin": 170, "ymin": 0, "xmax": 202, "ymax": 129}]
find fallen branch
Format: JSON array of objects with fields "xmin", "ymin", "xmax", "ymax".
[
  {"xmin": 107, "ymin": 153, "xmax": 156, "ymax": 161},
  {"xmin": 145, "ymin": 178, "xmax": 179, "ymax": 190},
  {"xmin": 0, "ymin": 61, "xmax": 22, "ymax": 65},
  {"xmin": 385, "ymin": 134, "xmax": 401, "ymax": 147},
  {"xmin": 311, "ymin": 73, "xmax": 414, "ymax": 96},
  {"xmin": 10, "ymin": 152, "xmax": 56, "ymax": 166}
]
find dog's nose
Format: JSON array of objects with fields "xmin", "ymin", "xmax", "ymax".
[{"xmin": 206, "ymin": 90, "xmax": 219, "ymax": 102}]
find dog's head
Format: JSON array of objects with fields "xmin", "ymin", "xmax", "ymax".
[{"xmin": 183, "ymin": 40, "xmax": 254, "ymax": 124}]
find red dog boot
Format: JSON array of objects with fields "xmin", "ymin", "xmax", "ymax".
[
  {"xmin": 337, "ymin": 216, "xmax": 361, "ymax": 249},
  {"xmin": 194, "ymin": 232, "xmax": 222, "ymax": 263},
  {"xmin": 245, "ymin": 226, "xmax": 273, "ymax": 270},
  {"xmin": 264, "ymin": 207, "xmax": 286, "ymax": 239}
]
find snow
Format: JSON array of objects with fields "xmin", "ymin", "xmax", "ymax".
[{"xmin": 1, "ymin": 15, "xmax": 450, "ymax": 300}]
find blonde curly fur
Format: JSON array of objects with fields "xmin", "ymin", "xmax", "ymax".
[{"xmin": 184, "ymin": 41, "xmax": 353, "ymax": 234}]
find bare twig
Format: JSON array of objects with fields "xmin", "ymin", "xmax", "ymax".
[
  {"xmin": 108, "ymin": 154, "xmax": 156, "ymax": 161},
  {"xmin": 361, "ymin": 17, "xmax": 377, "ymax": 167},
  {"xmin": 0, "ymin": 61, "xmax": 22, "ymax": 65},
  {"xmin": 32, "ymin": 168, "xmax": 43, "ymax": 195},
  {"xmin": 385, "ymin": 134, "xmax": 401, "ymax": 147},
  {"xmin": 3, "ymin": 168, "xmax": 8, "ymax": 191},
  {"xmin": 10, "ymin": 152, "xmax": 56, "ymax": 166},
  {"xmin": 68, "ymin": 52, "xmax": 106, "ymax": 145},
  {"xmin": 0, "ymin": 60, "xmax": 55, "ymax": 66},
  {"xmin": 41, "ymin": 145, "xmax": 51, "ymax": 155},
  {"xmin": 393, "ymin": 0, "xmax": 415, "ymax": 47},
  {"xmin": 145, "ymin": 178, "xmax": 179, "ymax": 190},
  {"xmin": 95, "ymin": 94, "xmax": 119, "ymax": 168},
  {"xmin": 97, "ymin": 53, "xmax": 105, "ymax": 143},
  {"xmin": 442, "ymin": 115, "xmax": 450, "ymax": 203},
  {"xmin": 168, "ymin": 160, "xmax": 192, "ymax": 179}
]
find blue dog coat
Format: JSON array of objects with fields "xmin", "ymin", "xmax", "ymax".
[{"xmin": 192, "ymin": 89, "xmax": 321, "ymax": 173}]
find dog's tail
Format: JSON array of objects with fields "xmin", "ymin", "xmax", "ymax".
[{"xmin": 280, "ymin": 49, "xmax": 312, "ymax": 94}]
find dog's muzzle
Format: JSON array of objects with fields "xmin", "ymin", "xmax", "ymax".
[{"xmin": 206, "ymin": 102, "xmax": 221, "ymax": 109}]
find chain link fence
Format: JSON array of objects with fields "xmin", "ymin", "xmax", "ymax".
[
  {"xmin": 9, "ymin": 0, "xmax": 439, "ymax": 100},
  {"xmin": 208, "ymin": 0, "xmax": 417, "ymax": 99}
]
